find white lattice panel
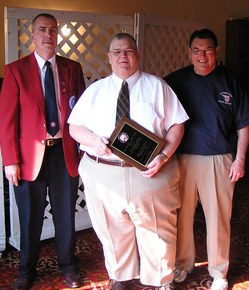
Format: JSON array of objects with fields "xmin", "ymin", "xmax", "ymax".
[
  {"xmin": 135, "ymin": 14, "xmax": 205, "ymax": 78},
  {"xmin": 4, "ymin": 7, "xmax": 133, "ymax": 250},
  {"xmin": 0, "ymin": 154, "xmax": 5, "ymax": 255},
  {"xmin": 15, "ymin": 8, "xmax": 133, "ymax": 87},
  {"xmin": 3, "ymin": 7, "xmax": 205, "ymax": 250}
]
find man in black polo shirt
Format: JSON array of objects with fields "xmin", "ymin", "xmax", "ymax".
[{"xmin": 164, "ymin": 28, "xmax": 249, "ymax": 290}]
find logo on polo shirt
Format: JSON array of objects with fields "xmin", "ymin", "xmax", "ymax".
[{"xmin": 218, "ymin": 92, "xmax": 232, "ymax": 105}]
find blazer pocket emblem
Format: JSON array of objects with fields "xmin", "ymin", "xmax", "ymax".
[{"xmin": 69, "ymin": 95, "xmax": 76, "ymax": 109}]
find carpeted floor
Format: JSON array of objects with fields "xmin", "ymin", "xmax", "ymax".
[{"xmin": 0, "ymin": 175, "xmax": 249, "ymax": 290}]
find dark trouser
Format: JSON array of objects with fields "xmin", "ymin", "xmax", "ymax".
[{"xmin": 14, "ymin": 143, "xmax": 79, "ymax": 280}]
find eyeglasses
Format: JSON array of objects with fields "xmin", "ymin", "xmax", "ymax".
[
  {"xmin": 109, "ymin": 49, "xmax": 137, "ymax": 57},
  {"xmin": 191, "ymin": 48, "xmax": 215, "ymax": 55}
]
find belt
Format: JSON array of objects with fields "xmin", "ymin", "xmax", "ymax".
[
  {"xmin": 46, "ymin": 138, "xmax": 62, "ymax": 147},
  {"xmin": 86, "ymin": 153, "xmax": 133, "ymax": 167}
]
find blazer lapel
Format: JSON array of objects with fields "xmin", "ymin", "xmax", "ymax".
[{"xmin": 56, "ymin": 56, "xmax": 69, "ymax": 125}]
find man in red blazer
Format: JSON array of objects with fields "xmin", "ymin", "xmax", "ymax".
[{"xmin": 0, "ymin": 13, "xmax": 85, "ymax": 290}]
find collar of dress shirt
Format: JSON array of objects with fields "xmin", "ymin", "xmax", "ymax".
[
  {"xmin": 34, "ymin": 51, "xmax": 56, "ymax": 71},
  {"xmin": 112, "ymin": 69, "xmax": 141, "ymax": 91}
]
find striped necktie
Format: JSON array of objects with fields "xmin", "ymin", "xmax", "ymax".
[{"xmin": 115, "ymin": 80, "xmax": 130, "ymax": 126}]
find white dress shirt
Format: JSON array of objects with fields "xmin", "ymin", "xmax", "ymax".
[
  {"xmin": 34, "ymin": 51, "xmax": 62, "ymax": 139},
  {"xmin": 68, "ymin": 70, "xmax": 188, "ymax": 157}
]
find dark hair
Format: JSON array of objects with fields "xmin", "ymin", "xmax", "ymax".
[
  {"xmin": 189, "ymin": 28, "xmax": 218, "ymax": 48},
  {"xmin": 109, "ymin": 33, "xmax": 137, "ymax": 50},
  {"xmin": 32, "ymin": 13, "xmax": 57, "ymax": 31}
]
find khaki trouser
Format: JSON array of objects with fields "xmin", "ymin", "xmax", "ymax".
[
  {"xmin": 176, "ymin": 154, "xmax": 234, "ymax": 279},
  {"xmin": 79, "ymin": 153, "xmax": 181, "ymax": 286}
]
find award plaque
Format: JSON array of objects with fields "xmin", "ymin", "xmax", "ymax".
[{"xmin": 109, "ymin": 116, "xmax": 165, "ymax": 170}]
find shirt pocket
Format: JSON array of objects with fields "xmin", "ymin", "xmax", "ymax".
[{"xmin": 131, "ymin": 101, "xmax": 155, "ymax": 132}]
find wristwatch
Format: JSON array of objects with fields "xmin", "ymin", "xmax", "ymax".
[{"xmin": 160, "ymin": 152, "xmax": 169, "ymax": 163}]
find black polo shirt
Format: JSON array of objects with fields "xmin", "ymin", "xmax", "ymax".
[{"xmin": 164, "ymin": 63, "xmax": 249, "ymax": 155}]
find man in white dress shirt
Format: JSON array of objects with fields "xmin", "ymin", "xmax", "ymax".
[{"xmin": 68, "ymin": 33, "xmax": 189, "ymax": 290}]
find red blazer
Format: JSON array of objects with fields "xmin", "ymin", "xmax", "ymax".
[{"xmin": 0, "ymin": 53, "xmax": 85, "ymax": 181}]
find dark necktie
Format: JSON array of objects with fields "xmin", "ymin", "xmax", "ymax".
[
  {"xmin": 44, "ymin": 61, "xmax": 59, "ymax": 137},
  {"xmin": 115, "ymin": 80, "xmax": 130, "ymax": 126}
]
